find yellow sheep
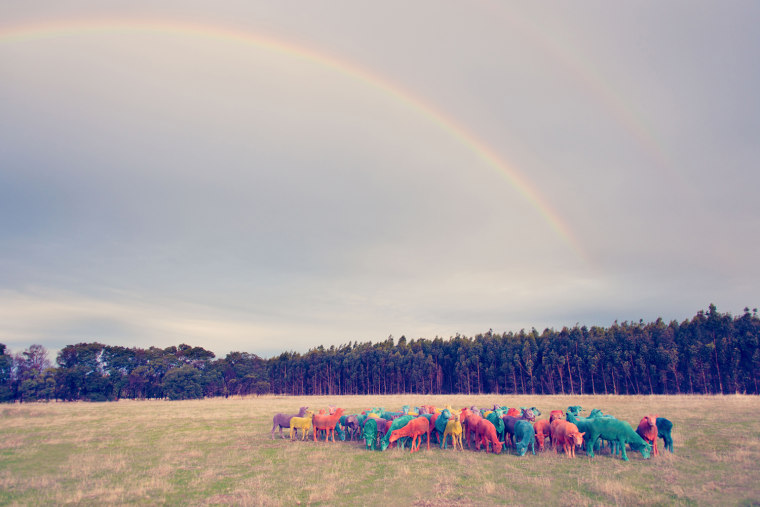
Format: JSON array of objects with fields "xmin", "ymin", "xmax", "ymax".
[
  {"xmin": 442, "ymin": 414, "xmax": 463, "ymax": 451},
  {"xmin": 289, "ymin": 411, "xmax": 314, "ymax": 441}
]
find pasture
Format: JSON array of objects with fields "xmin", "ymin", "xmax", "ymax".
[{"xmin": 1, "ymin": 395, "xmax": 758, "ymax": 505}]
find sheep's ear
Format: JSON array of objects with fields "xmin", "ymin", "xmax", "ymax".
[{"xmin": 579, "ymin": 432, "xmax": 585, "ymax": 437}]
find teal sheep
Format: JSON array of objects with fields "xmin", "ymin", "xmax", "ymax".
[
  {"xmin": 363, "ymin": 418, "xmax": 379, "ymax": 450},
  {"xmin": 584, "ymin": 418, "xmax": 652, "ymax": 461},
  {"xmin": 511, "ymin": 419, "xmax": 536, "ymax": 456},
  {"xmin": 566, "ymin": 407, "xmax": 609, "ymax": 453},
  {"xmin": 657, "ymin": 417, "xmax": 674, "ymax": 453},
  {"xmin": 433, "ymin": 409, "xmax": 452, "ymax": 446},
  {"xmin": 485, "ymin": 410, "xmax": 505, "ymax": 443}
]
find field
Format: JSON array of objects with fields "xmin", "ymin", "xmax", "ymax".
[{"xmin": 1, "ymin": 395, "xmax": 759, "ymax": 506}]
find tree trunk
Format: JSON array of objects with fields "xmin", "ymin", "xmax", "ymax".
[
  {"xmin": 670, "ymin": 364, "xmax": 681, "ymax": 394},
  {"xmin": 713, "ymin": 338, "xmax": 724, "ymax": 394}
]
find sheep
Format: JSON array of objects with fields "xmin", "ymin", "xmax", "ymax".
[
  {"xmin": 288, "ymin": 411, "xmax": 314, "ymax": 441},
  {"xmin": 441, "ymin": 414, "xmax": 464, "ymax": 451}
]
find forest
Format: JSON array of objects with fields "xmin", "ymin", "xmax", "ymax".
[{"xmin": 1, "ymin": 305, "xmax": 758, "ymax": 402}]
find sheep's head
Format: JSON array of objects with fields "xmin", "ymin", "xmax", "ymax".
[{"xmin": 570, "ymin": 431, "xmax": 585, "ymax": 447}]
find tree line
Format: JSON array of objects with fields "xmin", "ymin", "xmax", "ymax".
[{"xmin": 1, "ymin": 305, "xmax": 758, "ymax": 402}]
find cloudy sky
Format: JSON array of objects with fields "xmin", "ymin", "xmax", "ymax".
[{"xmin": 1, "ymin": 1, "xmax": 758, "ymax": 359}]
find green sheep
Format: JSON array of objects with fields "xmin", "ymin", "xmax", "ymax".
[{"xmin": 583, "ymin": 417, "xmax": 652, "ymax": 461}]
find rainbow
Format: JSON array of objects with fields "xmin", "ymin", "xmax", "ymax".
[
  {"xmin": 482, "ymin": 2, "xmax": 677, "ymax": 178},
  {"xmin": 0, "ymin": 18, "xmax": 586, "ymax": 260}
]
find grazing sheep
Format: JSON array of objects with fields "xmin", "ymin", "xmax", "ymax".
[
  {"xmin": 636, "ymin": 415, "xmax": 660, "ymax": 456},
  {"xmin": 657, "ymin": 417, "xmax": 674, "ymax": 453},
  {"xmin": 363, "ymin": 418, "xmax": 379, "ymax": 450},
  {"xmin": 380, "ymin": 415, "xmax": 415, "ymax": 451},
  {"xmin": 583, "ymin": 418, "xmax": 652, "ymax": 461},
  {"xmin": 460, "ymin": 408, "xmax": 483, "ymax": 449},
  {"xmin": 388, "ymin": 416, "xmax": 430, "ymax": 453},
  {"xmin": 474, "ymin": 418, "xmax": 502, "ymax": 454},
  {"xmin": 511, "ymin": 420, "xmax": 536, "ymax": 456}
]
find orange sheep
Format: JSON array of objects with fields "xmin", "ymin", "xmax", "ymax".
[
  {"xmin": 552, "ymin": 420, "xmax": 585, "ymax": 458},
  {"xmin": 388, "ymin": 416, "xmax": 430, "ymax": 453},
  {"xmin": 312, "ymin": 408, "xmax": 345, "ymax": 442}
]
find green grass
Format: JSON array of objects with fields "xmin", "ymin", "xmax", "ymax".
[{"xmin": 0, "ymin": 394, "xmax": 758, "ymax": 505}]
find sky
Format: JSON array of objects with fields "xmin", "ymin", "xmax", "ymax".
[{"xmin": 1, "ymin": 1, "xmax": 759, "ymax": 360}]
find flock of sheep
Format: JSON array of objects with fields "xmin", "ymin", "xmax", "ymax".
[{"xmin": 272, "ymin": 404, "xmax": 674, "ymax": 462}]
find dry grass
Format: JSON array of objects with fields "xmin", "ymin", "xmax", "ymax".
[{"xmin": 1, "ymin": 394, "xmax": 759, "ymax": 505}]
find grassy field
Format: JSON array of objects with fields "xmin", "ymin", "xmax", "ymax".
[{"xmin": 1, "ymin": 394, "xmax": 758, "ymax": 506}]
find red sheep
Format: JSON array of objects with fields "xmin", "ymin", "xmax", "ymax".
[
  {"xmin": 636, "ymin": 414, "xmax": 659, "ymax": 457},
  {"xmin": 533, "ymin": 419, "xmax": 552, "ymax": 452},
  {"xmin": 460, "ymin": 408, "xmax": 483, "ymax": 449},
  {"xmin": 475, "ymin": 418, "xmax": 503, "ymax": 454},
  {"xmin": 549, "ymin": 410, "xmax": 564, "ymax": 423}
]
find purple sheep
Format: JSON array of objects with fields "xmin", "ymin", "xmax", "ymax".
[{"xmin": 271, "ymin": 406, "xmax": 309, "ymax": 439}]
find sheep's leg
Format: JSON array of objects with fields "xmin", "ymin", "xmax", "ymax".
[
  {"xmin": 619, "ymin": 439, "xmax": 629, "ymax": 461},
  {"xmin": 586, "ymin": 433, "xmax": 596, "ymax": 458}
]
